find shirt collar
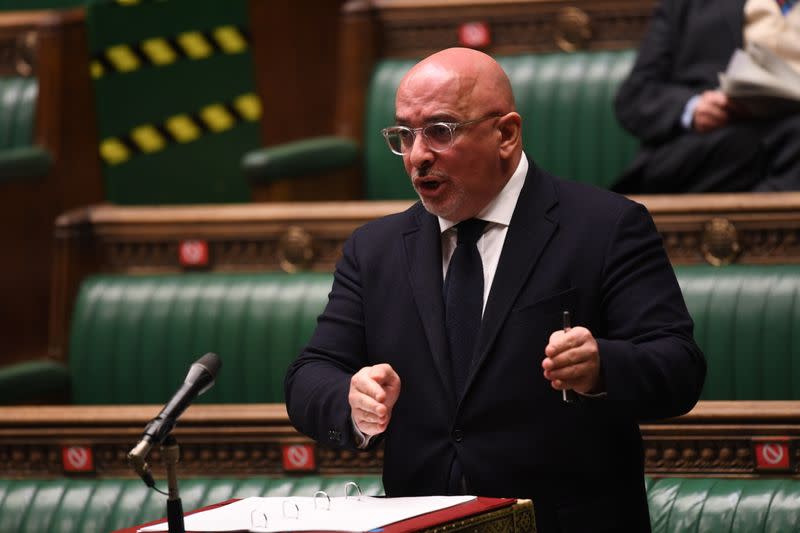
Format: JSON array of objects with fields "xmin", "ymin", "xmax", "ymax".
[{"xmin": 438, "ymin": 151, "xmax": 529, "ymax": 233}]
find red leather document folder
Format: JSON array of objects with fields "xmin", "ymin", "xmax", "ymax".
[{"xmin": 112, "ymin": 496, "xmax": 529, "ymax": 533}]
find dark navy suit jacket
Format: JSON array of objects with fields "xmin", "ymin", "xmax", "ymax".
[
  {"xmin": 285, "ymin": 165, "xmax": 705, "ymax": 532},
  {"xmin": 615, "ymin": 0, "xmax": 744, "ymax": 145}
]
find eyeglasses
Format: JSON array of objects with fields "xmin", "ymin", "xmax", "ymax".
[{"xmin": 381, "ymin": 113, "xmax": 503, "ymax": 155}]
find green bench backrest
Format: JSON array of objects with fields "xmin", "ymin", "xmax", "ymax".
[
  {"xmin": 0, "ymin": 476, "xmax": 384, "ymax": 533},
  {"xmin": 646, "ymin": 478, "xmax": 800, "ymax": 533},
  {"xmin": 676, "ymin": 265, "xmax": 800, "ymax": 400},
  {"xmin": 68, "ymin": 272, "xmax": 332, "ymax": 404},
  {"xmin": 67, "ymin": 264, "xmax": 800, "ymax": 403},
  {"xmin": 363, "ymin": 50, "xmax": 638, "ymax": 199},
  {"xmin": 1, "ymin": 477, "xmax": 798, "ymax": 533},
  {"xmin": 0, "ymin": 77, "xmax": 36, "ymax": 150}
]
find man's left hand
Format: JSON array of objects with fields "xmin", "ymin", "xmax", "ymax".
[{"xmin": 542, "ymin": 326, "xmax": 602, "ymax": 394}]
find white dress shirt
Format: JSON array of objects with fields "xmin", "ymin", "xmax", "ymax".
[{"xmin": 438, "ymin": 153, "xmax": 528, "ymax": 310}]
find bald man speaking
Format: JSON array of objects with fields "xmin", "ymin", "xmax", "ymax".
[{"xmin": 285, "ymin": 48, "xmax": 705, "ymax": 533}]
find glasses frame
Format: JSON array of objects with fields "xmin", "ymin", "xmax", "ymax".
[{"xmin": 380, "ymin": 113, "xmax": 503, "ymax": 155}]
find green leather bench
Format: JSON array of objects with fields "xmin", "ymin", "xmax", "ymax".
[
  {"xmin": 646, "ymin": 478, "xmax": 800, "ymax": 532},
  {"xmin": 0, "ymin": 272, "xmax": 332, "ymax": 404},
  {"xmin": 3, "ymin": 263, "xmax": 800, "ymax": 404},
  {"xmin": 0, "ymin": 76, "xmax": 51, "ymax": 182},
  {"xmin": 0, "ymin": 476, "xmax": 797, "ymax": 533},
  {"xmin": 244, "ymin": 50, "xmax": 638, "ymax": 199},
  {"xmin": 0, "ymin": 475, "xmax": 384, "ymax": 533},
  {"xmin": 68, "ymin": 272, "xmax": 331, "ymax": 404},
  {"xmin": 678, "ymin": 265, "xmax": 800, "ymax": 400}
]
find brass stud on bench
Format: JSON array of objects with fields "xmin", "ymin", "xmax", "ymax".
[
  {"xmin": 278, "ymin": 226, "xmax": 315, "ymax": 273},
  {"xmin": 554, "ymin": 7, "xmax": 592, "ymax": 52},
  {"xmin": 702, "ymin": 218, "xmax": 741, "ymax": 266}
]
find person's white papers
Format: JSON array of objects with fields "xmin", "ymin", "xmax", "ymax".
[
  {"xmin": 138, "ymin": 495, "xmax": 476, "ymax": 532},
  {"xmin": 719, "ymin": 43, "xmax": 800, "ymax": 117}
]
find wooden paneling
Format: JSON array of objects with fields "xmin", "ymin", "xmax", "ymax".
[
  {"xmin": 0, "ymin": 401, "xmax": 797, "ymax": 479},
  {"xmin": 46, "ymin": 193, "xmax": 800, "ymax": 362},
  {"xmin": 0, "ymin": 9, "xmax": 104, "ymax": 368},
  {"xmin": 248, "ymin": 0, "xmax": 357, "ymax": 202}
]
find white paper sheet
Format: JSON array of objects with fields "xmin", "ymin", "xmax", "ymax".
[{"xmin": 138, "ymin": 495, "xmax": 476, "ymax": 532}]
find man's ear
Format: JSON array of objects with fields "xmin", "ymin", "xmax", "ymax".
[{"xmin": 497, "ymin": 112, "xmax": 522, "ymax": 159}]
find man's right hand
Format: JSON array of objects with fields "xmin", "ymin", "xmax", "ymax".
[
  {"xmin": 693, "ymin": 90, "xmax": 734, "ymax": 132},
  {"xmin": 349, "ymin": 363, "xmax": 401, "ymax": 437}
]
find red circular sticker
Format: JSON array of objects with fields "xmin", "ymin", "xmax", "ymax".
[
  {"xmin": 761, "ymin": 443, "xmax": 785, "ymax": 465},
  {"xmin": 179, "ymin": 240, "xmax": 209, "ymax": 266},
  {"xmin": 62, "ymin": 446, "xmax": 94, "ymax": 472},
  {"xmin": 755, "ymin": 441, "xmax": 790, "ymax": 470},
  {"xmin": 458, "ymin": 22, "xmax": 491, "ymax": 48},
  {"xmin": 282, "ymin": 444, "xmax": 316, "ymax": 471}
]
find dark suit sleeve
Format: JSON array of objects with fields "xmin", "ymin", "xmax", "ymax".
[
  {"xmin": 284, "ymin": 232, "xmax": 369, "ymax": 450},
  {"xmin": 596, "ymin": 202, "xmax": 705, "ymax": 420},
  {"xmin": 614, "ymin": 0, "xmax": 696, "ymax": 144}
]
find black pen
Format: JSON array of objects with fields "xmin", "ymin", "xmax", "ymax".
[{"xmin": 562, "ymin": 311, "xmax": 577, "ymax": 404}]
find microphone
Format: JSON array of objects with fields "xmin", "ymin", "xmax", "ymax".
[{"xmin": 128, "ymin": 352, "xmax": 221, "ymax": 487}]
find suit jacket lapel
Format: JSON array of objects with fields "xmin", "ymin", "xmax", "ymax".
[
  {"xmin": 461, "ymin": 166, "xmax": 559, "ymax": 401},
  {"xmin": 403, "ymin": 205, "xmax": 456, "ymax": 408}
]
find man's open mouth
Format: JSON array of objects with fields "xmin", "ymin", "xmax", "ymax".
[{"xmin": 418, "ymin": 179, "xmax": 442, "ymax": 190}]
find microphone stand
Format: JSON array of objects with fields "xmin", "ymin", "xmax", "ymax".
[{"xmin": 161, "ymin": 435, "xmax": 185, "ymax": 533}]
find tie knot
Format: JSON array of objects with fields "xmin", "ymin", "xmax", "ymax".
[
  {"xmin": 778, "ymin": 0, "xmax": 796, "ymax": 14},
  {"xmin": 456, "ymin": 218, "xmax": 487, "ymax": 245}
]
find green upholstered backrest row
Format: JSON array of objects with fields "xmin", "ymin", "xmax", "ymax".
[
  {"xmin": 67, "ymin": 264, "xmax": 800, "ymax": 403},
  {"xmin": 676, "ymin": 265, "xmax": 800, "ymax": 400},
  {"xmin": 0, "ymin": 476, "xmax": 385, "ymax": 533},
  {"xmin": 68, "ymin": 272, "xmax": 332, "ymax": 404},
  {"xmin": 646, "ymin": 478, "xmax": 800, "ymax": 533},
  {"xmin": 1, "ymin": 477, "xmax": 799, "ymax": 533},
  {"xmin": 0, "ymin": 77, "xmax": 36, "ymax": 150},
  {"xmin": 363, "ymin": 50, "xmax": 638, "ymax": 199}
]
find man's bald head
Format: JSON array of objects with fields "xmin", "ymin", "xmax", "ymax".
[
  {"xmin": 392, "ymin": 48, "xmax": 523, "ymax": 222},
  {"xmin": 397, "ymin": 48, "xmax": 516, "ymax": 116}
]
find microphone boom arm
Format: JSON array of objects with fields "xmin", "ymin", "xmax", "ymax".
[{"xmin": 127, "ymin": 353, "xmax": 221, "ymax": 489}]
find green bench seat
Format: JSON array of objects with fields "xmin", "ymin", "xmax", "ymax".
[
  {"xmin": 0, "ymin": 76, "xmax": 51, "ymax": 182},
  {"xmin": 0, "ymin": 475, "xmax": 384, "ymax": 533},
  {"xmin": 0, "ymin": 476, "xmax": 798, "ymax": 533},
  {"xmin": 2, "ymin": 263, "xmax": 800, "ymax": 404},
  {"xmin": 1, "ymin": 271, "xmax": 335, "ymax": 404},
  {"xmin": 678, "ymin": 265, "xmax": 800, "ymax": 400},
  {"xmin": 646, "ymin": 478, "xmax": 800, "ymax": 533},
  {"xmin": 67, "ymin": 272, "xmax": 332, "ymax": 404},
  {"xmin": 245, "ymin": 50, "xmax": 638, "ymax": 198}
]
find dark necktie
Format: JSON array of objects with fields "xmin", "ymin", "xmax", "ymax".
[{"xmin": 444, "ymin": 218, "xmax": 488, "ymax": 397}]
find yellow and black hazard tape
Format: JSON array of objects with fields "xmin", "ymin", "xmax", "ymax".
[
  {"xmin": 99, "ymin": 92, "xmax": 262, "ymax": 166},
  {"xmin": 90, "ymin": 24, "xmax": 249, "ymax": 79}
]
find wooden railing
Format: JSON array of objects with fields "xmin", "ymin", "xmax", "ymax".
[
  {"xmin": 47, "ymin": 193, "xmax": 800, "ymax": 361},
  {"xmin": 0, "ymin": 401, "xmax": 797, "ymax": 479}
]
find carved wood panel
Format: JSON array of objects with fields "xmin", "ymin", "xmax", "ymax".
[{"xmin": 1, "ymin": 403, "xmax": 798, "ymax": 479}]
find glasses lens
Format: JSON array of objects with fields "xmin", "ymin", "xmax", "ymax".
[
  {"xmin": 423, "ymin": 123, "xmax": 453, "ymax": 151},
  {"xmin": 384, "ymin": 127, "xmax": 415, "ymax": 154}
]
